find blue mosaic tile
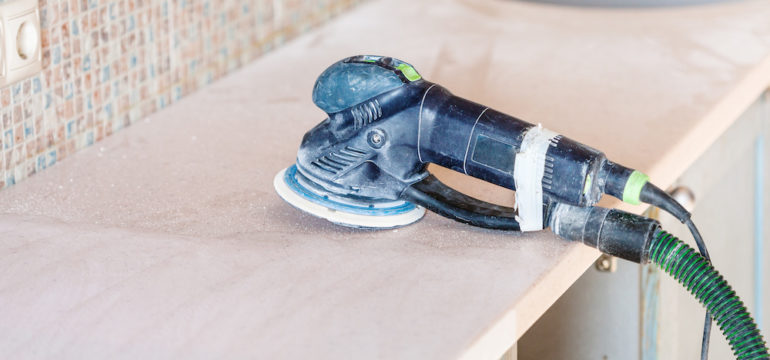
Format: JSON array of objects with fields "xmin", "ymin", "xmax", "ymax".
[{"xmin": 0, "ymin": 0, "xmax": 363, "ymax": 191}]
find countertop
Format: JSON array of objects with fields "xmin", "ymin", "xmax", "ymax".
[{"xmin": 2, "ymin": 0, "xmax": 770, "ymax": 358}]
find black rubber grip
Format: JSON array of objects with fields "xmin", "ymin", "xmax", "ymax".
[{"xmin": 401, "ymin": 175, "xmax": 521, "ymax": 230}]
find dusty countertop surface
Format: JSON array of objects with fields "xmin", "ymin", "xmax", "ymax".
[{"xmin": 2, "ymin": 0, "xmax": 770, "ymax": 358}]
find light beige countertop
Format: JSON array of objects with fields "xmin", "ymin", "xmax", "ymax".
[{"xmin": 2, "ymin": 0, "xmax": 770, "ymax": 358}]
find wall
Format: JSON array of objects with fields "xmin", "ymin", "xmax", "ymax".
[{"xmin": 0, "ymin": 0, "xmax": 359, "ymax": 189}]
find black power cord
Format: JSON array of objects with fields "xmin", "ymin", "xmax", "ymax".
[
  {"xmin": 408, "ymin": 172, "xmax": 716, "ymax": 358},
  {"xmin": 687, "ymin": 219, "xmax": 713, "ymax": 360},
  {"xmin": 641, "ymin": 183, "xmax": 713, "ymax": 360}
]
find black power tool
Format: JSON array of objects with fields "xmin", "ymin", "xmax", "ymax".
[
  {"xmin": 278, "ymin": 55, "xmax": 669, "ymax": 239},
  {"xmin": 274, "ymin": 55, "xmax": 769, "ymax": 359}
]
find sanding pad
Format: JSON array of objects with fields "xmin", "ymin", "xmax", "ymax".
[{"xmin": 274, "ymin": 165, "xmax": 425, "ymax": 229}]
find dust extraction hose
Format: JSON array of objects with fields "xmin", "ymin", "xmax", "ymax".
[
  {"xmin": 550, "ymin": 204, "xmax": 769, "ymax": 359},
  {"xmin": 648, "ymin": 230, "xmax": 770, "ymax": 359}
]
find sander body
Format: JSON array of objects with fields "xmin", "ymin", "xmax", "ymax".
[{"xmin": 275, "ymin": 55, "xmax": 646, "ymax": 233}]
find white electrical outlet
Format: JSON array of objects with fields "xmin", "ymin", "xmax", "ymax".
[{"xmin": 0, "ymin": 0, "xmax": 41, "ymax": 87}]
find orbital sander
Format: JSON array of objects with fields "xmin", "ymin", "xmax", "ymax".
[{"xmin": 274, "ymin": 55, "xmax": 769, "ymax": 359}]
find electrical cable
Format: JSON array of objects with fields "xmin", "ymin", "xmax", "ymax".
[
  {"xmin": 688, "ymin": 218, "xmax": 713, "ymax": 360},
  {"xmin": 401, "ymin": 174, "xmax": 521, "ymax": 231},
  {"xmin": 409, "ymin": 167, "xmax": 731, "ymax": 358},
  {"xmin": 641, "ymin": 182, "xmax": 713, "ymax": 359}
]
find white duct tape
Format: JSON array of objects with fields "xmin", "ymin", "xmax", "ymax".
[{"xmin": 513, "ymin": 124, "xmax": 559, "ymax": 232}]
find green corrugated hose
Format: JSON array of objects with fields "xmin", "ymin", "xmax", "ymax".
[{"xmin": 649, "ymin": 230, "xmax": 770, "ymax": 359}]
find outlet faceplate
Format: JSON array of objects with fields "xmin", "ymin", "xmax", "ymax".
[{"xmin": 0, "ymin": 0, "xmax": 41, "ymax": 87}]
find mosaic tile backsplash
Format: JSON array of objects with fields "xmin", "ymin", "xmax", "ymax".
[{"xmin": 0, "ymin": 0, "xmax": 360, "ymax": 189}]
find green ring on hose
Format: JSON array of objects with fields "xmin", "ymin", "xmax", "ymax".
[{"xmin": 623, "ymin": 170, "xmax": 650, "ymax": 205}]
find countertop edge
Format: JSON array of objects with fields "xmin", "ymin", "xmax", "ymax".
[{"xmin": 460, "ymin": 245, "xmax": 600, "ymax": 360}]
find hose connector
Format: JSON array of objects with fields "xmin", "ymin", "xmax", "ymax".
[{"xmin": 549, "ymin": 202, "xmax": 660, "ymax": 264}]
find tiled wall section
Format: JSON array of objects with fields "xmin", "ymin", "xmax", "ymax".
[{"xmin": 0, "ymin": 0, "xmax": 360, "ymax": 189}]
